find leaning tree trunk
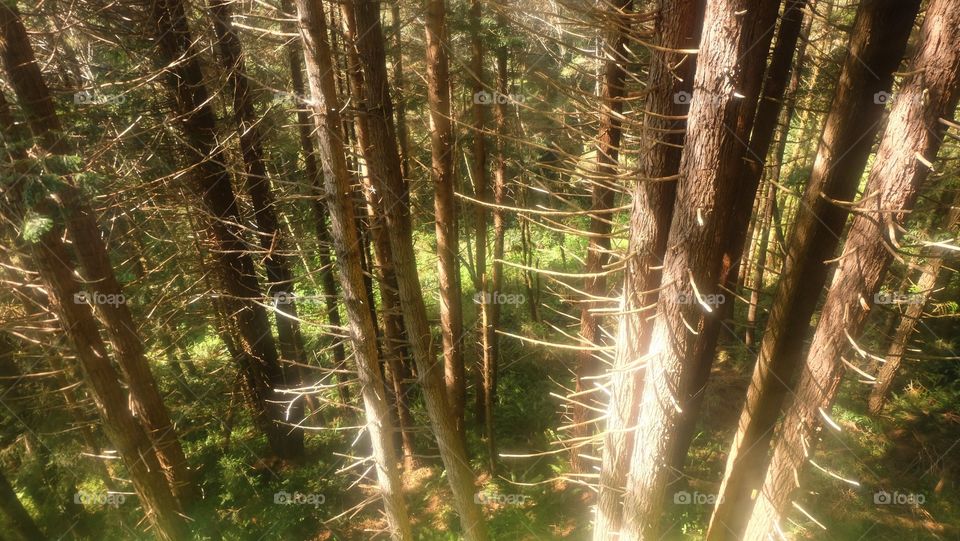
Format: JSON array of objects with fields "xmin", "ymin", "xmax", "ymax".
[
  {"xmin": 592, "ymin": 1, "xmax": 701, "ymax": 537},
  {"xmin": 666, "ymin": 0, "xmax": 786, "ymax": 480},
  {"xmin": 348, "ymin": 0, "xmax": 489, "ymax": 538},
  {"xmin": 619, "ymin": 0, "xmax": 766, "ymax": 537},
  {"xmin": 293, "ymin": 0, "xmax": 415, "ymax": 537},
  {"xmin": 425, "ymin": 0, "xmax": 466, "ymax": 438},
  {"xmin": 0, "ymin": 0, "xmax": 193, "ymax": 506},
  {"xmin": 150, "ymin": 0, "xmax": 298, "ymax": 458},
  {"xmin": 209, "ymin": 0, "xmax": 307, "ymax": 454},
  {"xmin": 570, "ymin": 0, "xmax": 632, "ymax": 476},
  {"xmin": 707, "ymin": 1, "xmax": 922, "ymax": 536},
  {"xmin": 743, "ymin": 1, "xmax": 960, "ymax": 535}
]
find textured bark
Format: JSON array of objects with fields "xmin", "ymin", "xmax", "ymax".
[
  {"xmin": 348, "ymin": 0, "xmax": 489, "ymax": 537},
  {"xmin": 667, "ymin": 0, "xmax": 786, "ymax": 479},
  {"xmin": 150, "ymin": 0, "xmax": 297, "ymax": 457},
  {"xmin": 592, "ymin": 1, "xmax": 701, "ymax": 537},
  {"xmin": 209, "ymin": 0, "xmax": 306, "ymax": 454},
  {"xmin": 743, "ymin": 1, "xmax": 960, "ymax": 534},
  {"xmin": 292, "ymin": 1, "xmax": 413, "ymax": 537},
  {"xmin": 425, "ymin": 0, "xmax": 466, "ymax": 437},
  {"xmin": 0, "ymin": 0, "xmax": 193, "ymax": 505},
  {"xmin": 340, "ymin": 0, "xmax": 417, "ymax": 469},
  {"xmin": 280, "ymin": 0, "xmax": 352, "ymax": 408},
  {"xmin": 708, "ymin": 1, "xmax": 921, "ymax": 536},
  {"xmin": 391, "ymin": 3, "xmax": 412, "ymax": 184},
  {"xmin": 570, "ymin": 0, "xmax": 632, "ymax": 476},
  {"xmin": 620, "ymin": 2, "xmax": 763, "ymax": 537}
]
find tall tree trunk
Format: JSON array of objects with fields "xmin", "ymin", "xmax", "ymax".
[
  {"xmin": 339, "ymin": 0, "xmax": 417, "ymax": 469},
  {"xmin": 667, "ymin": 0, "xmax": 788, "ymax": 480},
  {"xmin": 280, "ymin": 0, "xmax": 352, "ymax": 409},
  {"xmin": 570, "ymin": 0, "xmax": 632, "ymax": 476},
  {"xmin": 150, "ymin": 0, "xmax": 297, "ymax": 458},
  {"xmin": 390, "ymin": 3, "xmax": 412, "ymax": 184},
  {"xmin": 292, "ymin": 1, "xmax": 414, "ymax": 536},
  {"xmin": 743, "ymin": 1, "xmax": 960, "ymax": 534},
  {"xmin": 707, "ymin": 1, "xmax": 921, "ymax": 536},
  {"xmin": 348, "ymin": 0, "xmax": 489, "ymax": 537},
  {"xmin": 469, "ymin": 0, "xmax": 494, "ymax": 471},
  {"xmin": 593, "ymin": 0, "xmax": 701, "ymax": 537},
  {"xmin": 620, "ymin": 1, "xmax": 765, "ymax": 537},
  {"xmin": 477, "ymin": 7, "xmax": 510, "ymax": 468},
  {"xmin": 0, "ymin": 0, "xmax": 193, "ymax": 505},
  {"xmin": 209, "ymin": 0, "xmax": 306, "ymax": 455},
  {"xmin": 425, "ymin": 0, "xmax": 466, "ymax": 437}
]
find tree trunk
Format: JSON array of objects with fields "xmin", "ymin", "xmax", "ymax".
[
  {"xmin": 666, "ymin": 0, "xmax": 797, "ymax": 481},
  {"xmin": 0, "ymin": 0, "xmax": 193, "ymax": 506},
  {"xmin": 425, "ymin": 0, "xmax": 466, "ymax": 438},
  {"xmin": 570, "ymin": 0, "xmax": 632, "ymax": 476},
  {"xmin": 150, "ymin": 0, "xmax": 298, "ymax": 458},
  {"xmin": 209, "ymin": 0, "xmax": 306, "ymax": 455},
  {"xmin": 707, "ymin": 1, "xmax": 921, "ymax": 536},
  {"xmin": 280, "ymin": 0, "xmax": 352, "ymax": 409},
  {"xmin": 339, "ymin": 0, "xmax": 418, "ymax": 470},
  {"xmin": 391, "ymin": 3, "xmax": 412, "ymax": 184},
  {"xmin": 619, "ymin": 1, "xmax": 767, "ymax": 537},
  {"xmin": 743, "ymin": 1, "xmax": 960, "ymax": 534},
  {"xmin": 592, "ymin": 0, "xmax": 701, "ymax": 537},
  {"xmin": 292, "ymin": 1, "xmax": 414, "ymax": 537},
  {"xmin": 347, "ymin": 0, "xmax": 489, "ymax": 537}
]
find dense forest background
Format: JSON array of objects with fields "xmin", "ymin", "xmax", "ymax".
[{"xmin": 0, "ymin": 0, "xmax": 958, "ymax": 539}]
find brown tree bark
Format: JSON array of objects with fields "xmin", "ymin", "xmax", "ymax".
[
  {"xmin": 150, "ymin": 0, "xmax": 298, "ymax": 458},
  {"xmin": 570, "ymin": 0, "xmax": 632, "ymax": 476},
  {"xmin": 339, "ymin": 0, "xmax": 417, "ymax": 469},
  {"xmin": 0, "ymin": 0, "xmax": 193, "ymax": 505},
  {"xmin": 743, "ymin": 0, "xmax": 960, "ymax": 534},
  {"xmin": 592, "ymin": 1, "xmax": 701, "ymax": 537},
  {"xmin": 292, "ymin": 1, "xmax": 414, "ymax": 536},
  {"xmin": 666, "ymin": 0, "xmax": 787, "ymax": 480},
  {"xmin": 390, "ymin": 3, "xmax": 412, "ymax": 184},
  {"xmin": 707, "ymin": 1, "xmax": 922, "ymax": 536},
  {"xmin": 619, "ymin": 0, "xmax": 767, "ymax": 537},
  {"xmin": 280, "ymin": 0, "xmax": 352, "ymax": 408},
  {"xmin": 425, "ymin": 0, "xmax": 466, "ymax": 438},
  {"xmin": 347, "ymin": 0, "xmax": 489, "ymax": 537},
  {"xmin": 209, "ymin": 0, "xmax": 307, "ymax": 454}
]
